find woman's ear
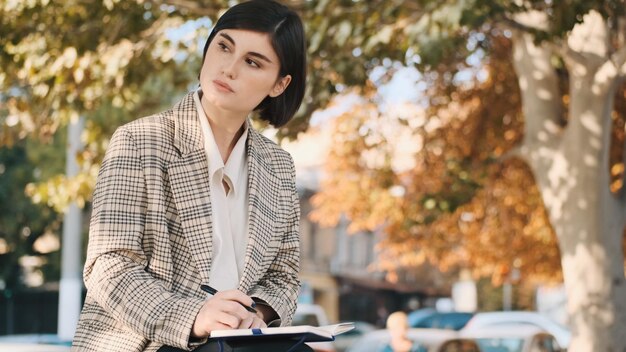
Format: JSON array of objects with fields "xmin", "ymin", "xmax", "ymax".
[{"xmin": 269, "ymin": 75, "xmax": 292, "ymax": 97}]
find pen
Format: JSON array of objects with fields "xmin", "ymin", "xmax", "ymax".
[{"xmin": 200, "ymin": 284, "xmax": 258, "ymax": 314}]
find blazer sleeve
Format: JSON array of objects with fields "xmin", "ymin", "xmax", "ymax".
[
  {"xmin": 83, "ymin": 126, "xmax": 205, "ymax": 349},
  {"xmin": 247, "ymin": 158, "xmax": 301, "ymax": 326}
]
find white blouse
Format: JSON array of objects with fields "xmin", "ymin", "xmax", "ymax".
[{"xmin": 194, "ymin": 90, "xmax": 250, "ymax": 291}]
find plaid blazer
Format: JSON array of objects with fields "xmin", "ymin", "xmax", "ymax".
[{"xmin": 72, "ymin": 92, "xmax": 301, "ymax": 352}]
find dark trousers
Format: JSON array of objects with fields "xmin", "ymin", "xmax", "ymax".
[{"xmin": 156, "ymin": 339, "xmax": 315, "ymax": 352}]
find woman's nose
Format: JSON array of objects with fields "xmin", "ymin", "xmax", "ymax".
[{"xmin": 222, "ymin": 59, "xmax": 237, "ymax": 79}]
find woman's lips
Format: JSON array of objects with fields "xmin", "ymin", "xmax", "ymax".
[{"xmin": 213, "ymin": 80, "xmax": 234, "ymax": 93}]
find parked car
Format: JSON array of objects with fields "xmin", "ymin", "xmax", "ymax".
[
  {"xmin": 436, "ymin": 338, "xmax": 482, "ymax": 352},
  {"xmin": 409, "ymin": 310, "xmax": 474, "ymax": 331},
  {"xmin": 346, "ymin": 328, "xmax": 459, "ymax": 352},
  {"xmin": 408, "ymin": 308, "xmax": 437, "ymax": 327},
  {"xmin": 333, "ymin": 321, "xmax": 376, "ymax": 352},
  {"xmin": 459, "ymin": 325, "xmax": 563, "ymax": 352},
  {"xmin": 293, "ymin": 303, "xmax": 336, "ymax": 352},
  {"xmin": 0, "ymin": 334, "xmax": 71, "ymax": 352},
  {"xmin": 461, "ymin": 311, "xmax": 571, "ymax": 349}
]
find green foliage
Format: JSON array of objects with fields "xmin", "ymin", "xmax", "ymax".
[
  {"xmin": 1, "ymin": 0, "xmax": 619, "ymax": 144},
  {"xmin": 0, "ymin": 0, "xmax": 212, "ymax": 287},
  {"xmin": 475, "ymin": 278, "xmax": 535, "ymax": 311},
  {"xmin": 0, "ymin": 141, "xmax": 61, "ymax": 288},
  {"xmin": 0, "ymin": 0, "xmax": 213, "ymax": 145}
]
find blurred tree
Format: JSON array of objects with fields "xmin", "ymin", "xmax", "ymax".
[
  {"xmin": 0, "ymin": 0, "xmax": 209, "ymax": 208},
  {"xmin": 0, "ymin": 140, "xmax": 62, "ymax": 290},
  {"xmin": 305, "ymin": 1, "xmax": 626, "ymax": 351},
  {"xmin": 2, "ymin": 0, "xmax": 626, "ymax": 350},
  {"xmin": 312, "ymin": 36, "xmax": 562, "ymax": 285}
]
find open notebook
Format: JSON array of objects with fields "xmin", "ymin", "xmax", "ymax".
[{"xmin": 210, "ymin": 322, "xmax": 355, "ymax": 342}]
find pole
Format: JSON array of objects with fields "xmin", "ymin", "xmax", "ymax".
[
  {"xmin": 57, "ymin": 115, "xmax": 84, "ymax": 341},
  {"xmin": 503, "ymin": 282, "xmax": 512, "ymax": 311}
]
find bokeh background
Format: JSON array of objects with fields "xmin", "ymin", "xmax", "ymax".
[{"xmin": 1, "ymin": 1, "xmax": 626, "ymax": 351}]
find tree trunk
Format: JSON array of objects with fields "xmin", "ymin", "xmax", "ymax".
[
  {"xmin": 558, "ymin": 66, "xmax": 626, "ymax": 352},
  {"xmin": 511, "ymin": 12, "xmax": 626, "ymax": 352}
]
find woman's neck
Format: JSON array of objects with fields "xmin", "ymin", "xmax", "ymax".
[{"xmin": 199, "ymin": 93, "xmax": 247, "ymax": 163}]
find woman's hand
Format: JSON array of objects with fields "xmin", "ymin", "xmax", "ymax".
[{"xmin": 191, "ymin": 289, "xmax": 266, "ymax": 338}]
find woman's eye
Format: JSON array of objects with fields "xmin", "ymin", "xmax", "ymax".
[
  {"xmin": 246, "ymin": 58, "xmax": 260, "ymax": 68},
  {"xmin": 218, "ymin": 42, "xmax": 229, "ymax": 52}
]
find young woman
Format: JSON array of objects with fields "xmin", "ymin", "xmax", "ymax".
[{"xmin": 72, "ymin": 1, "xmax": 307, "ymax": 351}]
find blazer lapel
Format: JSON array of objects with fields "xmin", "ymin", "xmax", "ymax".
[
  {"xmin": 167, "ymin": 92, "xmax": 214, "ymax": 285},
  {"xmin": 167, "ymin": 94, "xmax": 280, "ymax": 290},
  {"xmin": 239, "ymin": 130, "xmax": 280, "ymax": 292}
]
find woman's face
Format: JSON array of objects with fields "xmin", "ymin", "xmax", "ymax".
[{"xmin": 199, "ymin": 29, "xmax": 291, "ymax": 116}]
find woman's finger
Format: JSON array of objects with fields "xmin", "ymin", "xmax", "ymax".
[
  {"xmin": 238, "ymin": 315, "xmax": 254, "ymax": 329},
  {"xmin": 215, "ymin": 289, "xmax": 255, "ymax": 309},
  {"xmin": 218, "ymin": 299, "xmax": 249, "ymax": 320},
  {"xmin": 250, "ymin": 316, "xmax": 266, "ymax": 329},
  {"xmin": 216, "ymin": 311, "xmax": 241, "ymax": 329},
  {"xmin": 209, "ymin": 322, "xmax": 231, "ymax": 332}
]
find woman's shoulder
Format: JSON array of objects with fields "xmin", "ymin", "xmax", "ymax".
[
  {"xmin": 250, "ymin": 129, "xmax": 294, "ymax": 165},
  {"xmin": 105, "ymin": 110, "xmax": 179, "ymax": 162},
  {"xmin": 110, "ymin": 111, "xmax": 175, "ymax": 149},
  {"xmin": 121, "ymin": 110, "xmax": 176, "ymax": 140}
]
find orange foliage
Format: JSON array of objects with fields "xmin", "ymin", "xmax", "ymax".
[
  {"xmin": 610, "ymin": 84, "xmax": 626, "ymax": 194},
  {"xmin": 311, "ymin": 34, "xmax": 564, "ymax": 285}
]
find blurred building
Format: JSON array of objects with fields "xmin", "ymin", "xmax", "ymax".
[
  {"xmin": 282, "ymin": 124, "xmax": 454, "ymax": 326},
  {"xmin": 296, "ymin": 187, "xmax": 455, "ymax": 326}
]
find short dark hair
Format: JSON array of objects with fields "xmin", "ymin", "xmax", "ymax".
[{"xmin": 201, "ymin": 0, "xmax": 307, "ymax": 127}]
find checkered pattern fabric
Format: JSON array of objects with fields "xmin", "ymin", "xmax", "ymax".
[{"xmin": 71, "ymin": 92, "xmax": 301, "ymax": 352}]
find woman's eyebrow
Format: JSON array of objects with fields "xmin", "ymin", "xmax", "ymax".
[
  {"xmin": 219, "ymin": 32, "xmax": 236, "ymax": 46},
  {"xmin": 219, "ymin": 32, "xmax": 273, "ymax": 64}
]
